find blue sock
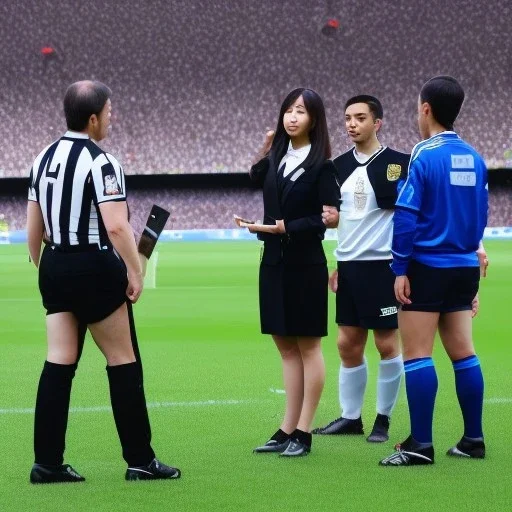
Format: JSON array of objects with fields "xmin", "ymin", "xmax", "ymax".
[
  {"xmin": 453, "ymin": 355, "xmax": 484, "ymax": 439},
  {"xmin": 404, "ymin": 358, "xmax": 438, "ymax": 444}
]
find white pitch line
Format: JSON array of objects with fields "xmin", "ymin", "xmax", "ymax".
[
  {"xmin": 1, "ymin": 397, "xmax": 509, "ymax": 415},
  {"xmin": 0, "ymin": 399, "xmax": 268, "ymax": 415},
  {"xmin": 484, "ymin": 397, "xmax": 512, "ymax": 404}
]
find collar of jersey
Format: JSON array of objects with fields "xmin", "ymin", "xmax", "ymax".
[
  {"xmin": 64, "ymin": 130, "xmax": 89, "ymax": 139},
  {"xmin": 352, "ymin": 145, "xmax": 386, "ymax": 165}
]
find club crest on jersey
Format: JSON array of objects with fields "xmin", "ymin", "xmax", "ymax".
[
  {"xmin": 103, "ymin": 173, "xmax": 120, "ymax": 195},
  {"xmin": 386, "ymin": 164, "xmax": 401, "ymax": 181},
  {"xmin": 101, "ymin": 163, "xmax": 121, "ymax": 196}
]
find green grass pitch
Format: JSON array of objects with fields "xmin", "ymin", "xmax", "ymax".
[{"xmin": 0, "ymin": 240, "xmax": 510, "ymax": 511}]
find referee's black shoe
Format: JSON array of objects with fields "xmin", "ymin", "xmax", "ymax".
[
  {"xmin": 367, "ymin": 414, "xmax": 390, "ymax": 443},
  {"xmin": 312, "ymin": 416, "xmax": 364, "ymax": 435},
  {"xmin": 379, "ymin": 435, "xmax": 434, "ymax": 466},
  {"xmin": 446, "ymin": 436, "xmax": 486, "ymax": 459},
  {"xmin": 30, "ymin": 463, "xmax": 85, "ymax": 484},
  {"xmin": 125, "ymin": 458, "xmax": 181, "ymax": 481}
]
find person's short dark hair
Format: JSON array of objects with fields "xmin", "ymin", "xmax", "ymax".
[
  {"xmin": 270, "ymin": 87, "xmax": 331, "ymax": 172},
  {"xmin": 420, "ymin": 75, "xmax": 464, "ymax": 131},
  {"xmin": 344, "ymin": 95, "xmax": 383, "ymax": 120},
  {"xmin": 63, "ymin": 81, "xmax": 112, "ymax": 131}
]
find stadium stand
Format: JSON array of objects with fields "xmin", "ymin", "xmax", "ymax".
[
  {"xmin": 0, "ymin": 0, "xmax": 511, "ymax": 176},
  {"xmin": 1, "ymin": 185, "xmax": 511, "ymax": 233}
]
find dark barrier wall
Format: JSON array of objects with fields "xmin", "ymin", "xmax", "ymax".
[{"xmin": 2, "ymin": 169, "xmax": 512, "ymax": 195}]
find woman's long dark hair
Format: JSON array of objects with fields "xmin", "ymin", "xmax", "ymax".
[{"xmin": 269, "ymin": 88, "xmax": 331, "ymax": 171}]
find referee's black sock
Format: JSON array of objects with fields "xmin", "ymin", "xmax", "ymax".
[
  {"xmin": 107, "ymin": 362, "xmax": 155, "ymax": 467},
  {"xmin": 34, "ymin": 361, "xmax": 77, "ymax": 466}
]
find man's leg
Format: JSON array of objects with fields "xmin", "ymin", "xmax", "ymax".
[
  {"xmin": 76, "ymin": 300, "xmax": 142, "ymax": 372},
  {"xmin": 31, "ymin": 312, "xmax": 85, "ymax": 484},
  {"xmin": 380, "ymin": 310, "xmax": 438, "ymax": 466},
  {"xmin": 89, "ymin": 303, "xmax": 180, "ymax": 480},
  {"xmin": 313, "ymin": 326, "xmax": 367, "ymax": 434},
  {"xmin": 439, "ymin": 311, "xmax": 485, "ymax": 458},
  {"xmin": 368, "ymin": 328, "xmax": 402, "ymax": 442}
]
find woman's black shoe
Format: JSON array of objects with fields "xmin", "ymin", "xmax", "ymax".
[
  {"xmin": 279, "ymin": 439, "xmax": 311, "ymax": 457},
  {"xmin": 253, "ymin": 438, "xmax": 291, "ymax": 453}
]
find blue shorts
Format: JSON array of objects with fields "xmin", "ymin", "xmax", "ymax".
[{"xmin": 402, "ymin": 260, "xmax": 479, "ymax": 313}]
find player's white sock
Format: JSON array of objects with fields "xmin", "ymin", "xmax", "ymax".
[
  {"xmin": 339, "ymin": 359, "xmax": 367, "ymax": 420},
  {"xmin": 376, "ymin": 354, "xmax": 403, "ymax": 417}
]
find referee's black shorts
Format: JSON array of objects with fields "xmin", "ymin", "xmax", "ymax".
[
  {"xmin": 336, "ymin": 259, "xmax": 398, "ymax": 330},
  {"xmin": 38, "ymin": 244, "xmax": 128, "ymax": 324},
  {"xmin": 401, "ymin": 260, "xmax": 479, "ymax": 313}
]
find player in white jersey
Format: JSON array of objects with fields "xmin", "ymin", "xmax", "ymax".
[{"xmin": 313, "ymin": 95, "xmax": 409, "ymax": 442}]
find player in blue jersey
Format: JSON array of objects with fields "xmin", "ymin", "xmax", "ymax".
[{"xmin": 380, "ymin": 76, "xmax": 488, "ymax": 466}]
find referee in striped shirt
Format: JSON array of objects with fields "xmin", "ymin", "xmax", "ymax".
[{"xmin": 27, "ymin": 80, "xmax": 180, "ymax": 483}]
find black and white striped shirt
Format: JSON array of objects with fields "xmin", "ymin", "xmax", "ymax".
[{"xmin": 28, "ymin": 131, "xmax": 126, "ymax": 248}]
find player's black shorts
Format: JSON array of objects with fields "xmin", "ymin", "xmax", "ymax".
[
  {"xmin": 336, "ymin": 260, "xmax": 398, "ymax": 330},
  {"xmin": 38, "ymin": 244, "xmax": 128, "ymax": 324},
  {"xmin": 401, "ymin": 260, "xmax": 479, "ymax": 313}
]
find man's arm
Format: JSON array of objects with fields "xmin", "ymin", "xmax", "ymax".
[
  {"xmin": 390, "ymin": 159, "xmax": 425, "ymax": 304},
  {"xmin": 99, "ymin": 201, "xmax": 143, "ymax": 303},
  {"xmin": 26, "ymin": 201, "xmax": 44, "ymax": 267}
]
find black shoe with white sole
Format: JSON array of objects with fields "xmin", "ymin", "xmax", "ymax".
[
  {"xmin": 125, "ymin": 458, "xmax": 181, "ymax": 481},
  {"xmin": 447, "ymin": 436, "xmax": 485, "ymax": 459},
  {"xmin": 30, "ymin": 463, "xmax": 85, "ymax": 484},
  {"xmin": 379, "ymin": 435, "xmax": 434, "ymax": 466},
  {"xmin": 312, "ymin": 416, "xmax": 364, "ymax": 435}
]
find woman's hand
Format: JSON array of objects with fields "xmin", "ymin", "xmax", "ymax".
[
  {"xmin": 261, "ymin": 130, "xmax": 275, "ymax": 155},
  {"xmin": 243, "ymin": 219, "xmax": 285, "ymax": 234},
  {"xmin": 252, "ymin": 130, "xmax": 275, "ymax": 165}
]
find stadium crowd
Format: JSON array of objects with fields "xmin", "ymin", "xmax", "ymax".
[
  {"xmin": 1, "ymin": 186, "xmax": 511, "ymax": 234},
  {"xmin": 0, "ymin": 0, "xmax": 511, "ymax": 176}
]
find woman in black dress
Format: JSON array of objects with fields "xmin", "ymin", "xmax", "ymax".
[{"xmin": 239, "ymin": 88, "xmax": 340, "ymax": 456}]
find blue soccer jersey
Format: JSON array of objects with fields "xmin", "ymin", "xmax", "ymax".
[{"xmin": 391, "ymin": 131, "xmax": 488, "ymax": 275}]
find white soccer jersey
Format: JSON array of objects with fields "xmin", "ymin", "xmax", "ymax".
[{"xmin": 332, "ymin": 147, "xmax": 410, "ymax": 262}]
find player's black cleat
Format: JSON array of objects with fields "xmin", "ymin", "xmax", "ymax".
[
  {"xmin": 253, "ymin": 438, "xmax": 291, "ymax": 453},
  {"xmin": 125, "ymin": 458, "xmax": 181, "ymax": 481},
  {"xmin": 447, "ymin": 436, "xmax": 486, "ymax": 459},
  {"xmin": 30, "ymin": 463, "xmax": 85, "ymax": 484},
  {"xmin": 379, "ymin": 435, "xmax": 434, "ymax": 466},
  {"xmin": 367, "ymin": 414, "xmax": 390, "ymax": 443},
  {"xmin": 312, "ymin": 416, "xmax": 364, "ymax": 435}
]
